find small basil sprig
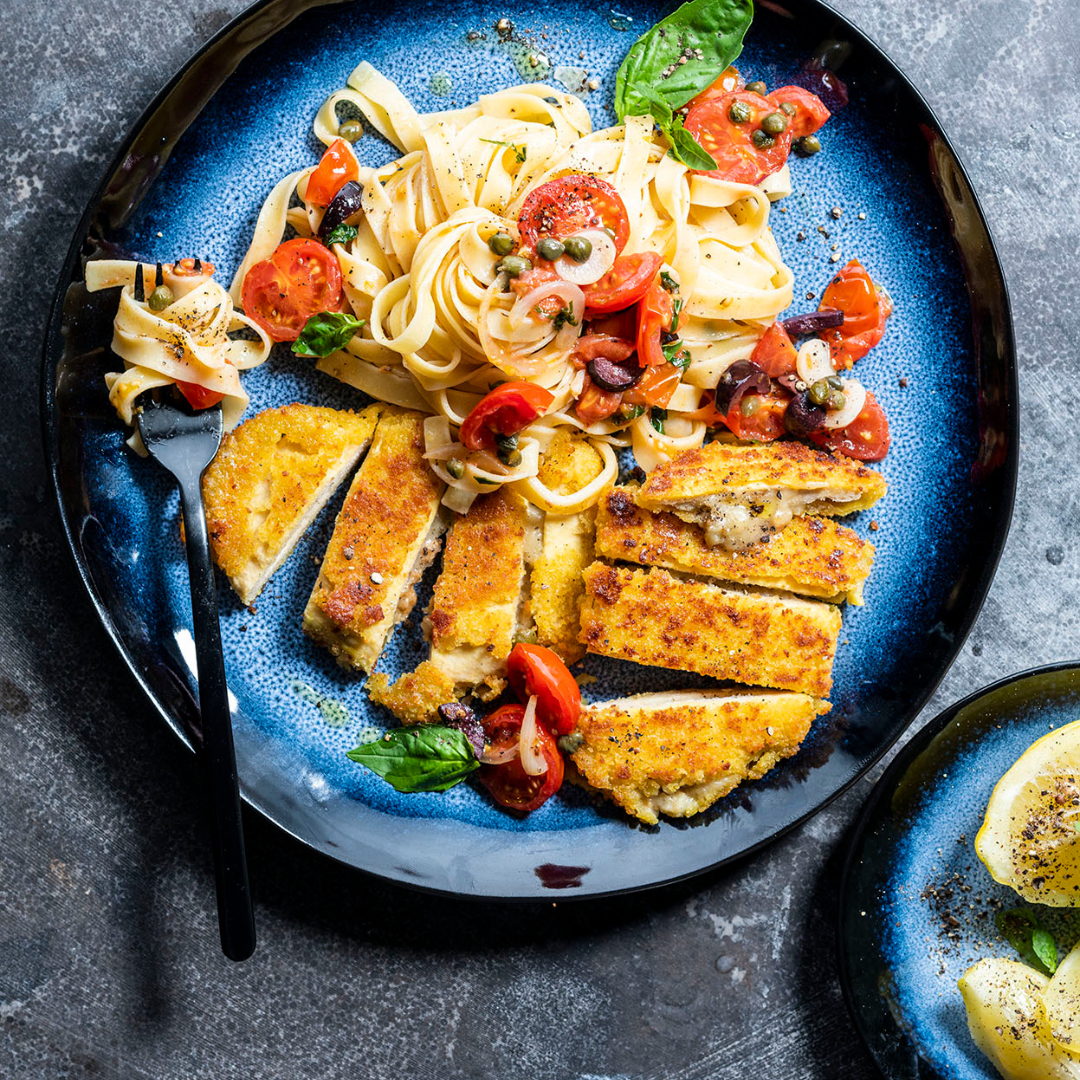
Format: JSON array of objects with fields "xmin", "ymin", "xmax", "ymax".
[
  {"xmin": 291, "ymin": 311, "xmax": 365, "ymax": 358},
  {"xmin": 479, "ymin": 137, "xmax": 527, "ymax": 164},
  {"xmin": 615, "ymin": 0, "xmax": 754, "ymax": 169},
  {"xmin": 324, "ymin": 223, "xmax": 358, "ymax": 246},
  {"xmin": 346, "ymin": 725, "xmax": 480, "ymax": 793},
  {"xmin": 995, "ymin": 907, "xmax": 1058, "ymax": 975}
]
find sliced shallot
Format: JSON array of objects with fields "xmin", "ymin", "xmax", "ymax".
[
  {"xmin": 822, "ymin": 377, "xmax": 867, "ymax": 429},
  {"xmin": 796, "ymin": 336, "xmax": 835, "ymax": 386},
  {"xmin": 553, "ymin": 229, "xmax": 617, "ymax": 286},
  {"xmin": 517, "ymin": 695, "xmax": 548, "ymax": 776}
]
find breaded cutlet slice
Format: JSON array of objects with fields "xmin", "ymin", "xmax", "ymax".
[
  {"xmin": 570, "ymin": 689, "xmax": 830, "ymax": 824},
  {"xmin": 635, "ymin": 440, "xmax": 886, "ymax": 548},
  {"xmin": 596, "ymin": 485, "xmax": 875, "ymax": 604},
  {"xmin": 529, "ymin": 432, "xmax": 604, "ymax": 664},
  {"xmin": 369, "ymin": 489, "xmax": 533, "ymax": 720},
  {"xmin": 202, "ymin": 403, "xmax": 382, "ymax": 604},
  {"xmin": 303, "ymin": 408, "xmax": 445, "ymax": 673},
  {"xmin": 578, "ymin": 563, "xmax": 841, "ymax": 698}
]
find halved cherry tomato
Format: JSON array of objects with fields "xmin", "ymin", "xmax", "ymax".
[
  {"xmin": 683, "ymin": 92, "xmax": 793, "ymax": 185},
  {"xmin": 479, "ymin": 722, "xmax": 564, "ymax": 812},
  {"xmin": 507, "ymin": 643, "xmax": 581, "ymax": 736},
  {"xmin": 587, "ymin": 308, "xmax": 638, "ymax": 340},
  {"xmin": 750, "ymin": 322, "xmax": 798, "ymax": 377},
  {"xmin": 575, "ymin": 376, "xmax": 624, "ymax": 425},
  {"xmin": 811, "ymin": 391, "xmax": 890, "ymax": 460},
  {"xmin": 481, "ymin": 704, "xmax": 526, "ymax": 757},
  {"xmin": 518, "ymin": 175, "xmax": 630, "ymax": 254},
  {"xmin": 819, "ymin": 260, "xmax": 887, "ymax": 368},
  {"xmin": 626, "ymin": 363, "xmax": 681, "ymax": 409},
  {"xmin": 766, "ymin": 86, "xmax": 830, "ymax": 139},
  {"xmin": 241, "ymin": 238, "xmax": 343, "ymax": 342},
  {"xmin": 459, "ymin": 381, "xmax": 555, "ymax": 451},
  {"xmin": 175, "ymin": 381, "xmax": 225, "ymax": 410},
  {"xmin": 510, "ymin": 266, "xmax": 563, "ymax": 320},
  {"xmin": 583, "ymin": 251, "xmax": 663, "ymax": 314},
  {"xmin": 306, "ymin": 138, "xmax": 359, "ymax": 206},
  {"xmin": 570, "ymin": 333, "xmax": 635, "ymax": 369},
  {"xmin": 636, "ymin": 277, "xmax": 674, "ymax": 368},
  {"xmin": 686, "ymin": 65, "xmax": 745, "ymax": 109},
  {"xmin": 723, "ymin": 388, "xmax": 790, "ymax": 441}
]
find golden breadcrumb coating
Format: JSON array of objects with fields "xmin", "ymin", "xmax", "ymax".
[
  {"xmin": 596, "ymin": 485, "xmax": 875, "ymax": 604},
  {"xmin": 571, "ymin": 689, "xmax": 830, "ymax": 824},
  {"xmin": 303, "ymin": 408, "xmax": 444, "ymax": 673},
  {"xmin": 367, "ymin": 661, "xmax": 458, "ymax": 726},
  {"xmin": 578, "ymin": 563, "xmax": 841, "ymax": 697},
  {"xmin": 202, "ymin": 403, "xmax": 381, "ymax": 604}
]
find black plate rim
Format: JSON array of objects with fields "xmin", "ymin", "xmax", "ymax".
[
  {"xmin": 834, "ymin": 660, "xmax": 1079, "ymax": 1077},
  {"xmin": 40, "ymin": 0, "xmax": 1019, "ymax": 901}
]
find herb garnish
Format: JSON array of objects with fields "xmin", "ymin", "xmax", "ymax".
[
  {"xmin": 479, "ymin": 137, "xmax": 528, "ymax": 163},
  {"xmin": 650, "ymin": 407, "xmax": 668, "ymax": 434},
  {"xmin": 552, "ymin": 304, "xmax": 579, "ymax": 331},
  {"xmin": 660, "ymin": 270, "xmax": 680, "ymax": 294},
  {"xmin": 995, "ymin": 907, "xmax": 1059, "ymax": 975},
  {"xmin": 346, "ymin": 725, "xmax": 480, "ymax": 793},
  {"xmin": 324, "ymin": 223, "xmax": 359, "ymax": 246},
  {"xmin": 291, "ymin": 311, "xmax": 365, "ymax": 357}
]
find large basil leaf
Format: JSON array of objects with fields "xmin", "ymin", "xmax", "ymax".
[
  {"xmin": 346, "ymin": 725, "xmax": 480, "ymax": 793},
  {"xmin": 291, "ymin": 311, "xmax": 365, "ymax": 358},
  {"xmin": 615, "ymin": 0, "xmax": 754, "ymax": 120},
  {"xmin": 994, "ymin": 907, "xmax": 1059, "ymax": 975}
]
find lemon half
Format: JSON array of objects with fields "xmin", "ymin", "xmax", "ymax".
[{"xmin": 976, "ymin": 720, "xmax": 1080, "ymax": 906}]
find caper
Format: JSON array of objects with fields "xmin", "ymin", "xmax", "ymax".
[
  {"xmin": 496, "ymin": 432, "xmax": 519, "ymax": 453},
  {"xmin": 446, "ymin": 458, "xmax": 465, "ymax": 479},
  {"xmin": 496, "ymin": 253, "xmax": 532, "ymax": 278},
  {"xmin": 779, "ymin": 101, "xmax": 797, "ymax": 116},
  {"xmin": 793, "ymin": 134, "xmax": 822, "ymax": 157},
  {"xmin": 740, "ymin": 396, "xmax": 761, "ymax": 417},
  {"xmin": 746, "ymin": 80, "xmax": 767, "ymax": 95},
  {"xmin": 536, "ymin": 237, "xmax": 565, "ymax": 261},
  {"xmin": 557, "ymin": 731, "xmax": 585, "ymax": 754},
  {"xmin": 751, "ymin": 129, "xmax": 776, "ymax": 150},
  {"xmin": 502, "ymin": 448, "xmax": 523, "ymax": 468},
  {"xmin": 338, "ymin": 118, "xmax": 363, "ymax": 142},
  {"xmin": 562, "ymin": 235, "xmax": 592, "ymax": 263},
  {"xmin": 761, "ymin": 111, "xmax": 788, "ymax": 136},
  {"xmin": 808, "ymin": 378, "xmax": 832, "ymax": 406},
  {"xmin": 147, "ymin": 285, "xmax": 174, "ymax": 311},
  {"xmin": 728, "ymin": 99, "xmax": 753, "ymax": 124},
  {"xmin": 826, "ymin": 389, "xmax": 847, "ymax": 412},
  {"xmin": 826, "ymin": 374, "xmax": 844, "ymax": 390},
  {"xmin": 488, "ymin": 232, "xmax": 515, "ymax": 256}
]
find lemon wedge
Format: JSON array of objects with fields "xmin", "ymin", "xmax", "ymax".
[
  {"xmin": 959, "ymin": 958, "xmax": 1080, "ymax": 1079},
  {"xmin": 976, "ymin": 720, "xmax": 1080, "ymax": 906},
  {"xmin": 1043, "ymin": 941, "xmax": 1080, "ymax": 1057}
]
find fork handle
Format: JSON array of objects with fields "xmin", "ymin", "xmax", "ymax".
[{"xmin": 179, "ymin": 476, "xmax": 256, "ymax": 962}]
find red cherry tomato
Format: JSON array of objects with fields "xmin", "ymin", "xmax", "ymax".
[
  {"xmin": 587, "ymin": 308, "xmax": 638, "ymax": 340},
  {"xmin": 811, "ymin": 391, "xmax": 891, "ymax": 460},
  {"xmin": 306, "ymin": 138, "xmax": 359, "ymax": 206},
  {"xmin": 481, "ymin": 704, "xmax": 526, "ymax": 757},
  {"xmin": 819, "ymin": 260, "xmax": 888, "ymax": 368},
  {"xmin": 749, "ymin": 322, "xmax": 798, "ymax": 377},
  {"xmin": 575, "ymin": 376, "xmax": 624, "ymax": 425},
  {"xmin": 459, "ymin": 382, "xmax": 554, "ymax": 451},
  {"xmin": 683, "ymin": 92, "xmax": 793, "ymax": 185},
  {"xmin": 510, "ymin": 266, "xmax": 564, "ymax": 320},
  {"xmin": 241, "ymin": 238, "xmax": 343, "ymax": 342},
  {"xmin": 636, "ymin": 277, "xmax": 674, "ymax": 368},
  {"xmin": 630, "ymin": 363, "xmax": 681, "ymax": 409},
  {"xmin": 518, "ymin": 175, "xmax": 630, "ymax": 254},
  {"xmin": 175, "ymin": 381, "xmax": 225, "ymax": 410},
  {"xmin": 583, "ymin": 252, "xmax": 663, "ymax": 315},
  {"xmin": 507, "ymin": 643, "xmax": 581, "ymax": 736},
  {"xmin": 571, "ymin": 333, "xmax": 636, "ymax": 369},
  {"xmin": 723, "ymin": 388, "xmax": 790, "ymax": 441},
  {"xmin": 479, "ymin": 716, "xmax": 564, "ymax": 813},
  {"xmin": 767, "ymin": 86, "xmax": 831, "ymax": 139},
  {"xmin": 686, "ymin": 65, "xmax": 745, "ymax": 109}
]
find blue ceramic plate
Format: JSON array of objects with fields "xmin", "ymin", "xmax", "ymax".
[
  {"xmin": 42, "ymin": 0, "xmax": 1016, "ymax": 898},
  {"xmin": 838, "ymin": 664, "xmax": 1080, "ymax": 1078}
]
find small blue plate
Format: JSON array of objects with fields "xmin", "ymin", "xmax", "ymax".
[
  {"xmin": 839, "ymin": 663, "xmax": 1080, "ymax": 1079},
  {"xmin": 42, "ymin": 0, "xmax": 1017, "ymax": 898}
]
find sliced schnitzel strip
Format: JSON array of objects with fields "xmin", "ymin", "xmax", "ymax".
[
  {"xmin": 578, "ymin": 563, "xmax": 841, "ymax": 698},
  {"xmin": 303, "ymin": 408, "xmax": 445, "ymax": 673},
  {"xmin": 596, "ymin": 485, "xmax": 875, "ymax": 604},
  {"xmin": 635, "ymin": 440, "xmax": 885, "ymax": 549},
  {"xmin": 203, "ymin": 403, "xmax": 382, "ymax": 604},
  {"xmin": 570, "ymin": 689, "xmax": 830, "ymax": 824}
]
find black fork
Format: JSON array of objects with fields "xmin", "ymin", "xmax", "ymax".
[{"xmin": 137, "ymin": 396, "xmax": 255, "ymax": 961}]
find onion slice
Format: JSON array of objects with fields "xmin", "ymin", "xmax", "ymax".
[
  {"xmin": 796, "ymin": 337, "xmax": 835, "ymax": 386},
  {"xmin": 508, "ymin": 278, "xmax": 585, "ymax": 331},
  {"xmin": 480, "ymin": 742, "xmax": 519, "ymax": 765},
  {"xmin": 553, "ymin": 229, "xmax": 617, "ymax": 286},
  {"xmin": 822, "ymin": 377, "xmax": 867, "ymax": 429},
  {"xmin": 517, "ymin": 695, "xmax": 548, "ymax": 776}
]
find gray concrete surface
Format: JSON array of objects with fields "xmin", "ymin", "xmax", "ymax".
[{"xmin": 2, "ymin": 0, "xmax": 1077, "ymax": 1077}]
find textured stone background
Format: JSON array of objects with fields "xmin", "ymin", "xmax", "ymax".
[{"xmin": 2, "ymin": 1, "xmax": 1076, "ymax": 1077}]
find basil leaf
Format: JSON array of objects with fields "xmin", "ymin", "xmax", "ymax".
[
  {"xmin": 615, "ymin": 0, "xmax": 754, "ymax": 120},
  {"xmin": 291, "ymin": 311, "xmax": 365, "ymax": 358},
  {"xmin": 324, "ymin": 223, "xmax": 358, "ymax": 246},
  {"xmin": 995, "ymin": 907, "xmax": 1059, "ymax": 975},
  {"xmin": 667, "ymin": 122, "xmax": 719, "ymax": 171},
  {"xmin": 479, "ymin": 137, "xmax": 527, "ymax": 163},
  {"xmin": 346, "ymin": 725, "xmax": 480, "ymax": 793},
  {"xmin": 627, "ymin": 80, "xmax": 673, "ymax": 126},
  {"xmin": 1033, "ymin": 927, "xmax": 1059, "ymax": 974}
]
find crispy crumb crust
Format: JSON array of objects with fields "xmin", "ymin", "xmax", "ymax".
[
  {"xmin": 578, "ymin": 563, "xmax": 841, "ymax": 697},
  {"xmin": 570, "ymin": 690, "xmax": 830, "ymax": 824},
  {"xmin": 635, "ymin": 440, "xmax": 886, "ymax": 516},
  {"xmin": 202, "ymin": 403, "xmax": 382, "ymax": 603},
  {"xmin": 367, "ymin": 661, "xmax": 458, "ymax": 726},
  {"xmin": 596, "ymin": 485, "xmax": 875, "ymax": 604}
]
